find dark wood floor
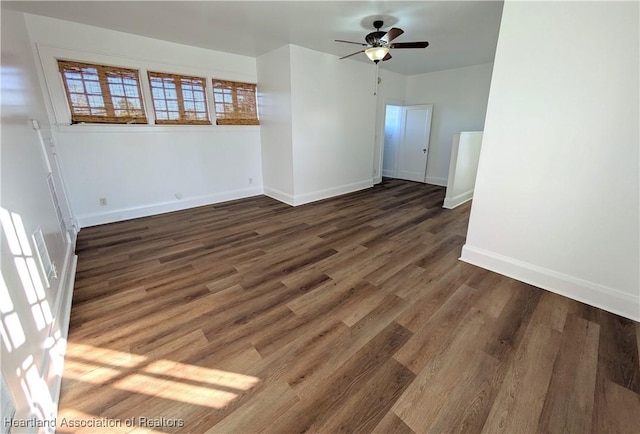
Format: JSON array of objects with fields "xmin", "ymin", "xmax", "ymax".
[{"xmin": 59, "ymin": 179, "xmax": 640, "ymax": 433}]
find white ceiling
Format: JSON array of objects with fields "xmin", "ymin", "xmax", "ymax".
[{"xmin": 4, "ymin": 1, "xmax": 504, "ymax": 76}]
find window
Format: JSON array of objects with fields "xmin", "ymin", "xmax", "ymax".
[
  {"xmin": 58, "ymin": 60, "xmax": 147, "ymax": 124},
  {"xmin": 147, "ymin": 72, "xmax": 210, "ymax": 125},
  {"xmin": 212, "ymin": 80, "xmax": 259, "ymax": 125}
]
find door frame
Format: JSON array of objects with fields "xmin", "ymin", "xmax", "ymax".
[
  {"xmin": 384, "ymin": 103, "xmax": 433, "ymax": 183},
  {"xmin": 377, "ymin": 98, "xmax": 405, "ymax": 183}
]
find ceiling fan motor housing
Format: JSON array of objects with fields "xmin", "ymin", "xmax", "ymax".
[
  {"xmin": 366, "ymin": 20, "xmax": 387, "ymax": 46},
  {"xmin": 366, "ymin": 31, "xmax": 387, "ymax": 47}
]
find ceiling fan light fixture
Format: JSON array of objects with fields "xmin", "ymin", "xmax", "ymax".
[{"xmin": 365, "ymin": 46, "xmax": 389, "ymax": 63}]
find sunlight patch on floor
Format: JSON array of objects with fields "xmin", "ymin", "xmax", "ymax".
[
  {"xmin": 63, "ymin": 342, "xmax": 261, "ymax": 410},
  {"xmin": 144, "ymin": 359, "xmax": 259, "ymax": 391}
]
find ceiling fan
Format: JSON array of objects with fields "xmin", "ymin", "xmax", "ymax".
[{"xmin": 336, "ymin": 20, "xmax": 429, "ymax": 63}]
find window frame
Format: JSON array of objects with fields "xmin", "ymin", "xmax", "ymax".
[
  {"xmin": 212, "ymin": 79, "xmax": 260, "ymax": 126},
  {"xmin": 147, "ymin": 71, "xmax": 211, "ymax": 125},
  {"xmin": 57, "ymin": 59, "xmax": 148, "ymax": 124}
]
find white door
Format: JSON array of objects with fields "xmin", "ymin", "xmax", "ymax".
[{"xmin": 396, "ymin": 104, "xmax": 433, "ymax": 183}]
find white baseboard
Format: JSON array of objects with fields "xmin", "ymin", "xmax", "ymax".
[
  {"xmin": 443, "ymin": 189, "xmax": 474, "ymax": 209},
  {"xmin": 381, "ymin": 169, "xmax": 394, "ymax": 178},
  {"xmin": 77, "ymin": 186, "xmax": 264, "ymax": 228},
  {"xmin": 46, "ymin": 249, "xmax": 77, "ymax": 427},
  {"xmin": 263, "ymin": 186, "xmax": 295, "ymax": 206},
  {"xmin": 425, "ymin": 175, "xmax": 448, "ymax": 187},
  {"xmin": 293, "ymin": 180, "xmax": 373, "ymax": 206},
  {"xmin": 460, "ymin": 244, "xmax": 640, "ymax": 322}
]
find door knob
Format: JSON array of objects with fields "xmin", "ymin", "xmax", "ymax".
[{"xmin": 422, "ymin": 149, "xmax": 427, "ymax": 153}]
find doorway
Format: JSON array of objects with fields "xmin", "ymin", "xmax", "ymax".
[{"xmin": 382, "ymin": 104, "xmax": 433, "ymax": 183}]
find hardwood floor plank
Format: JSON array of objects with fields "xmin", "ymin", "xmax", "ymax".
[
  {"xmin": 591, "ymin": 379, "xmax": 640, "ymax": 434},
  {"xmin": 481, "ymin": 321, "xmax": 562, "ymax": 434},
  {"xmin": 595, "ymin": 310, "xmax": 640, "ymax": 394},
  {"xmin": 267, "ymin": 322, "xmax": 412, "ymax": 433},
  {"xmin": 372, "ymin": 412, "xmax": 415, "ymax": 434},
  {"xmin": 392, "ymin": 307, "xmax": 496, "ymax": 432},
  {"xmin": 538, "ymin": 314, "xmax": 599, "ymax": 433},
  {"xmin": 394, "ymin": 262, "xmax": 475, "ymax": 332},
  {"xmin": 483, "ymin": 282, "xmax": 542, "ymax": 362},
  {"xmin": 394, "ymin": 283, "xmax": 481, "ymax": 374},
  {"xmin": 426, "ymin": 351, "xmax": 502, "ymax": 434},
  {"xmin": 205, "ymin": 380, "xmax": 298, "ymax": 434},
  {"xmin": 317, "ymin": 358, "xmax": 415, "ymax": 433}
]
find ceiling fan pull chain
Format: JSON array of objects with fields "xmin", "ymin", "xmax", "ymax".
[{"xmin": 374, "ymin": 62, "xmax": 379, "ymax": 96}]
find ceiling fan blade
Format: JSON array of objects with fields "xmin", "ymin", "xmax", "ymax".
[
  {"xmin": 339, "ymin": 49, "xmax": 365, "ymax": 60},
  {"xmin": 335, "ymin": 39, "xmax": 367, "ymax": 46},
  {"xmin": 390, "ymin": 41, "xmax": 430, "ymax": 49},
  {"xmin": 382, "ymin": 52, "xmax": 392, "ymax": 61},
  {"xmin": 381, "ymin": 28, "xmax": 404, "ymax": 44}
]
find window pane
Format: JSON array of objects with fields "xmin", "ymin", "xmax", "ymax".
[
  {"xmin": 165, "ymin": 89, "xmax": 177, "ymax": 100},
  {"xmin": 111, "ymin": 96, "xmax": 125, "ymax": 108},
  {"xmin": 124, "ymin": 85, "xmax": 139, "ymax": 97},
  {"xmin": 88, "ymin": 95, "xmax": 105, "ymax": 108},
  {"xmin": 82, "ymin": 72, "xmax": 99, "ymax": 81},
  {"xmin": 127, "ymin": 98, "xmax": 141, "ymax": 110},
  {"xmin": 86, "ymin": 81, "xmax": 102, "ymax": 94},
  {"xmin": 67, "ymin": 79, "xmax": 84, "ymax": 93},
  {"xmin": 109, "ymin": 84, "xmax": 125, "ymax": 96},
  {"xmin": 152, "ymin": 88, "xmax": 165, "ymax": 99},
  {"xmin": 71, "ymin": 94, "xmax": 88, "ymax": 107}
]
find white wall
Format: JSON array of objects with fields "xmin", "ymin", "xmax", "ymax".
[
  {"xmin": 289, "ymin": 46, "xmax": 377, "ymax": 204},
  {"xmin": 25, "ymin": 14, "xmax": 263, "ymax": 227},
  {"xmin": 1, "ymin": 8, "xmax": 77, "ymax": 426},
  {"xmin": 257, "ymin": 45, "xmax": 295, "ymax": 204},
  {"xmin": 405, "ymin": 63, "xmax": 493, "ymax": 185},
  {"xmin": 443, "ymin": 131, "xmax": 483, "ymax": 209},
  {"xmin": 462, "ymin": 1, "xmax": 640, "ymax": 320},
  {"xmin": 257, "ymin": 45, "xmax": 379, "ymax": 206}
]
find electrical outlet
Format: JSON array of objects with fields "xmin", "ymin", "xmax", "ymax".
[
  {"xmin": 248, "ymin": 178, "xmax": 253, "ymax": 185},
  {"xmin": 99, "ymin": 198, "xmax": 107, "ymax": 206}
]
